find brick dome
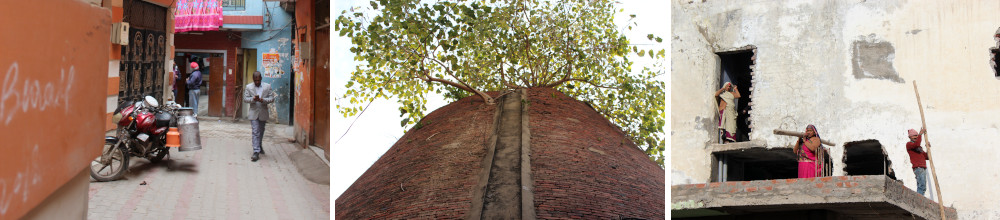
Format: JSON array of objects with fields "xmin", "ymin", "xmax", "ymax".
[{"xmin": 335, "ymin": 88, "xmax": 665, "ymax": 219}]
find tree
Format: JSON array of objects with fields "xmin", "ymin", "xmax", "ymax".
[{"xmin": 335, "ymin": 0, "xmax": 666, "ymax": 167}]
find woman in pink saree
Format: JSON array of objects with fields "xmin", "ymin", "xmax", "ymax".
[{"xmin": 793, "ymin": 125, "xmax": 822, "ymax": 178}]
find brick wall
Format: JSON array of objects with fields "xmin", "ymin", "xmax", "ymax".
[
  {"xmin": 525, "ymin": 88, "xmax": 666, "ymax": 219},
  {"xmin": 174, "ymin": 31, "xmax": 242, "ymax": 116},
  {"xmin": 336, "ymin": 88, "xmax": 665, "ymax": 219},
  {"xmin": 335, "ymin": 92, "xmax": 500, "ymax": 219}
]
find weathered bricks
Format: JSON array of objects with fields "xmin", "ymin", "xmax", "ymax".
[
  {"xmin": 335, "ymin": 92, "xmax": 499, "ymax": 219},
  {"xmin": 526, "ymin": 88, "xmax": 665, "ymax": 220},
  {"xmin": 336, "ymin": 88, "xmax": 665, "ymax": 219}
]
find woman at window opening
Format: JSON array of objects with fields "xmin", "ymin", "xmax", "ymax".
[
  {"xmin": 714, "ymin": 82, "xmax": 740, "ymax": 143},
  {"xmin": 794, "ymin": 125, "xmax": 823, "ymax": 178}
]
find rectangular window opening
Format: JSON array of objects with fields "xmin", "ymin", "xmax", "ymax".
[
  {"xmin": 712, "ymin": 148, "xmax": 791, "ymax": 182},
  {"xmin": 711, "ymin": 145, "xmax": 834, "ymax": 182},
  {"xmin": 843, "ymin": 140, "xmax": 897, "ymax": 180},
  {"xmin": 717, "ymin": 49, "xmax": 754, "ymax": 143}
]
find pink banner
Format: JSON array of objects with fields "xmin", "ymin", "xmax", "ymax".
[{"xmin": 174, "ymin": 0, "xmax": 223, "ymax": 33}]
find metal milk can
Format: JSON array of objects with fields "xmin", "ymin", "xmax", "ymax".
[{"xmin": 176, "ymin": 107, "xmax": 202, "ymax": 151}]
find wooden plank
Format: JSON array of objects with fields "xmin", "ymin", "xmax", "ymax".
[
  {"xmin": 913, "ymin": 81, "xmax": 946, "ymax": 220},
  {"xmin": 773, "ymin": 129, "xmax": 836, "ymax": 146}
]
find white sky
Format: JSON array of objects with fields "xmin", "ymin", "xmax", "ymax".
[{"xmin": 330, "ymin": 0, "xmax": 670, "ymax": 203}]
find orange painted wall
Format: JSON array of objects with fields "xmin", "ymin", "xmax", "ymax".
[
  {"xmin": 0, "ymin": 1, "xmax": 110, "ymax": 219},
  {"xmin": 293, "ymin": 0, "xmax": 316, "ymax": 146},
  {"xmin": 107, "ymin": 3, "xmax": 123, "ymax": 132}
]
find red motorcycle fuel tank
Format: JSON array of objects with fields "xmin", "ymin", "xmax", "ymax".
[
  {"xmin": 135, "ymin": 111, "xmax": 156, "ymax": 134},
  {"xmin": 116, "ymin": 105, "xmax": 135, "ymax": 127}
]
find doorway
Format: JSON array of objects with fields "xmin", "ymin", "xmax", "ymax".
[
  {"xmin": 717, "ymin": 49, "xmax": 755, "ymax": 142},
  {"xmin": 313, "ymin": 27, "xmax": 331, "ymax": 153},
  {"xmin": 175, "ymin": 50, "xmax": 226, "ymax": 117},
  {"xmin": 239, "ymin": 48, "xmax": 258, "ymax": 118}
]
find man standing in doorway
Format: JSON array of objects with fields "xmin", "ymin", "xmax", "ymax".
[
  {"xmin": 906, "ymin": 128, "xmax": 928, "ymax": 195},
  {"xmin": 244, "ymin": 71, "xmax": 274, "ymax": 162},
  {"xmin": 187, "ymin": 62, "xmax": 203, "ymax": 116}
]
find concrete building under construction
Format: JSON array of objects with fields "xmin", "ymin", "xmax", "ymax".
[{"xmin": 671, "ymin": 0, "xmax": 1000, "ymax": 219}]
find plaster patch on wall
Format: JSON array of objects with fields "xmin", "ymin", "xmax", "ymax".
[
  {"xmin": 671, "ymin": 200, "xmax": 705, "ymax": 210},
  {"xmin": 959, "ymin": 209, "xmax": 1000, "ymax": 219},
  {"xmin": 672, "ymin": 169, "xmax": 696, "ymax": 185},
  {"xmin": 694, "ymin": 116, "xmax": 715, "ymax": 131},
  {"xmin": 695, "ymin": 25, "xmax": 715, "ymax": 45},
  {"xmin": 851, "ymin": 35, "xmax": 903, "ymax": 83},
  {"xmin": 277, "ymin": 38, "xmax": 290, "ymax": 49}
]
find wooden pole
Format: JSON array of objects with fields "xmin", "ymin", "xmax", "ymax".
[
  {"xmin": 914, "ymin": 81, "xmax": 946, "ymax": 220},
  {"xmin": 773, "ymin": 130, "xmax": 836, "ymax": 146}
]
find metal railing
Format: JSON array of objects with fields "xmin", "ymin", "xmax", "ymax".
[{"xmin": 222, "ymin": 0, "xmax": 245, "ymax": 11}]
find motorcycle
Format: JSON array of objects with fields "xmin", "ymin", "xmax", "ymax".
[{"xmin": 90, "ymin": 96, "xmax": 179, "ymax": 182}]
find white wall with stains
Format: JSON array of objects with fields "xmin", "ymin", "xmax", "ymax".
[{"xmin": 671, "ymin": 0, "xmax": 1000, "ymax": 218}]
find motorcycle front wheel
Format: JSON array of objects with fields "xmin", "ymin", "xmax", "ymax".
[{"xmin": 90, "ymin": 139, "xmax": 129, "ymax": 182}]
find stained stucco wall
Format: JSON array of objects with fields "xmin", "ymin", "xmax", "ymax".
[
  {"xmin": 671, "ymin": 0, "xmax": 1000, "ymax": 218},
  {"xmin": 242, "ymin": 1, "xmax": 294, "ymax": 124}
]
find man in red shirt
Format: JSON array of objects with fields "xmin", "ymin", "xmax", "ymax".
[{"xmin": 907, "ymin": 128, "xmax": 928, "ymax": 195}]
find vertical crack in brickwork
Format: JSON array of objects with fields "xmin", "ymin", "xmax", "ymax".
[
  {"xmin": 478, "ymin": 91, "xmax": 523, "ymax": 219},
  {"xmin": 519, "ymin": 88, "xmax": 537, "ymax": 220}
]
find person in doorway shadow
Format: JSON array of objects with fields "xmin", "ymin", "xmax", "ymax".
[
  {"xmin": 187, "ymin": 62, "xmax": 202, "ymax": 117},
  {"xmin": 243, "ymin": 71, "xmax": 274, "ymax": 162},
  {"xmin": 172, "ymin": 63, "xmax": 180, "ymax": 102}
]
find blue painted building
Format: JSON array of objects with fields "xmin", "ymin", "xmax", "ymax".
[{"xmin": 222, "ymin": 0, "xmax": 295, "ymax": 124}]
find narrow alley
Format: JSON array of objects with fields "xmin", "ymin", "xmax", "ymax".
[{"xmin": 87, "ymin": 119, "xmax": 330, "ymax": 220}]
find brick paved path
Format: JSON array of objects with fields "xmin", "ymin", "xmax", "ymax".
[{"xmin": 88, "ymin": 119, "xmax": 330, "ymax": 220}]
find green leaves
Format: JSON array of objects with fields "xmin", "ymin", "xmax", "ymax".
[{"xmin": 337, "ymin": 0, "xmax": 666, "ymax": 167}]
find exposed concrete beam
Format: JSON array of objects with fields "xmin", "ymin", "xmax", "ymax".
[{"xmin": 672, "ymin": 175, "xmax": 957, "ymax": 220}]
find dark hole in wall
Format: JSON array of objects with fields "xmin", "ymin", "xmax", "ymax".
[
  {"xmin": 991, "ymin": 48, "xmax": 1000, "ymax": 78},
  {"xmin": 717, "ymin": 50, "xmax": 753, "ymax": 142},
  {"xmin": 711, "ymin": 148, "xmax": 798, "ymax": 182},
  {"xmin": 843, "ymin": 140, "xmax": 897, "ymax": 180}
]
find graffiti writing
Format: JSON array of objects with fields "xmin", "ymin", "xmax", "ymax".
[
  {"xmin": 0, "ymin": 146, "xmax": 43, "ymax": 216},
  {"xmin": 0, "ymin": 62, "xmax": 75, "ymax": 125}
]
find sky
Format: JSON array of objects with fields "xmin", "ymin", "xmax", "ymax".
[{"xmin": 330, "ymin": 0, "xmax": 670, "ymax": 201}]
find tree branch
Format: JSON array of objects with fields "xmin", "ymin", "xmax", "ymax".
[
  {"xmin": 424, "ymin": 56, "xmax": 495, "ymax": 105},
  {"xmin": 545, "ymin": 78, "xmax": 618, "ymax": 89}
]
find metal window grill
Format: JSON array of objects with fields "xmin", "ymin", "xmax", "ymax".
[{"xmin": 222, "ymin": 0, "xmax": 245, "ymax": 11}]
